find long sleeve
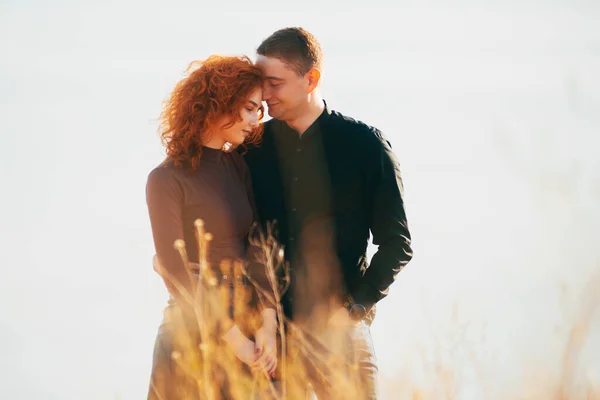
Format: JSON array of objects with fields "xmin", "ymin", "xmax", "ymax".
[
  {"xmin": 146, "ymin": 167, "xmax": 194, "ymax": 304},
  {"xmin": 351, "ymin": 131, "xmax": 413, "ymax": 312}
]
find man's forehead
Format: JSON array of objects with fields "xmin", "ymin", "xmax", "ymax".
[{"xmin": 256, "ymin": 55, "xmax": 295, "ymax": 75}]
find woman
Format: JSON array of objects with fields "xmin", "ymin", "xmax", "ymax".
[{"xmin": 145, "ymin": 55, "xmax": 277, "ymax": 399}]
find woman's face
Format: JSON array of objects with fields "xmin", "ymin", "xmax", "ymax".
[{"xmin": 218, "ymin": 87, "xmax": 262, "ymax": 146}]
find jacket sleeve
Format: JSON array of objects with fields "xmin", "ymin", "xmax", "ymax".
[{"xmin": 350, "ymin": 131, "xmax": 413, "ymax": 312}]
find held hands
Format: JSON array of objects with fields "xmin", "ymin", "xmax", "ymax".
[
  {"xmin": 252, "ymin": 308, "xmax": 278, "ymax": 377},
  {"xmin": 222, "ymin": 325, "xmax": 258, "ymax": 366},
  {"xmin": 222, "ymin": 310, "xmax": 278, "ymax": 378},
  {"xmin": 154, "ymin": 254, "xmax": 278, "ymax": 376}
]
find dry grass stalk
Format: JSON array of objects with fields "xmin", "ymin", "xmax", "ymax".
[{"xmin": 154, "ymin": 217, "xmax": 377, "ymax": 399}]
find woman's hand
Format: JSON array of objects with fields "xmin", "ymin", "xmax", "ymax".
[
  {"xmin": 253, "ymin": 309, "xmax": 278, "ymax": 376},
  {"xmin": 222, "ymin": 325, "xmax": 258, "ymax": 366}
]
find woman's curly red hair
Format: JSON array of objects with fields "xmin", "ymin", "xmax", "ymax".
[{"xmin": 158, "ymin": 55, "xmax": 264, "ymax": 170}]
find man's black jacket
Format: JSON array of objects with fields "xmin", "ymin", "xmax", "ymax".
[{"xmin": 241, "ymin": 103, "xmax": 413, "ymax": 319}]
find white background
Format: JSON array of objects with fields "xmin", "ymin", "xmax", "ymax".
[{"xmin": 1, "ymin": 1, "xmax": 599, "ymax": 398}]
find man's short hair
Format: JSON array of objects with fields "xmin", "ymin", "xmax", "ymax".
[{"xmin": 257, "ymin": 27, "xmax": 323, "ymax": 76}]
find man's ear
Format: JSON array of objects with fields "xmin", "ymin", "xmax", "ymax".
[{"xmin": 305, "ymin": 68, "xmax": 321, "ymax": 93}]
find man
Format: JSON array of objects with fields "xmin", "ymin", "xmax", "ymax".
[{"xmin": 243, "ymin": 27, "xmax": 413, "ymax": 399}]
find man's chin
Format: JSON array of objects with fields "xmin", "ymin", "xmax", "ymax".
[{"xmin": 267, "ymin": 108, "xmax": 283, "ymax": 119}]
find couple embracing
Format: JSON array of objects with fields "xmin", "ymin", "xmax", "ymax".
[{"xmin": 146, "ymin": 27, "xmax": 413, "ymax": 400}]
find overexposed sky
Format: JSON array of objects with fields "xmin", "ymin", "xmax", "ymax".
[{"xmin": 1, "ymin": 1, "xmax": 599, "ymax": 399}]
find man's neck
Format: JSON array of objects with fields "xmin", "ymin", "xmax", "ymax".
[{"xmin": 285, "ymin": 95, "xmax": 325, "ymax": 136}]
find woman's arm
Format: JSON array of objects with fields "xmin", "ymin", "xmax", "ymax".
[
  {"xmin": 146, "ymin": 167, "xmax": 196, "ymax": 305},
  {"xmin": 147, "ymin": 164, "xmax": 261, "ymax": 367}
]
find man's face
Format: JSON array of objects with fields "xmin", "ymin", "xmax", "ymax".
[{"xmin": 255, "ymin": 55, "xmax": 309, "ymax": 121}]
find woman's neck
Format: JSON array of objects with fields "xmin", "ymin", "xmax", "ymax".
[{"xmin": 204, "ymin": 135, "xmax": 226, "ymax": 150}]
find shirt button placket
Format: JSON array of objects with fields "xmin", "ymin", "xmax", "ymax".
[{"xmin": 290, "ymin": 138, "xmax": 300, "ymax": 253}]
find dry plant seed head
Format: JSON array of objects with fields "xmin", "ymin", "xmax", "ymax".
[
  {"xmin": 165, "ymin": 219, "xmax": 319, "ymax": 399},
  {"xmin": 207, "ymin": 276, "xmax": 218, "ymax": 287},
  {"xmin": 198, "ymin": 343, "xmax": 209, "ymax": 353},
  {"xmin": 173, "ymin": 239, "xmax": 192, "ymax": 272}
]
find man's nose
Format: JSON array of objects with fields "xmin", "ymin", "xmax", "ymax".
[{"xmin": 262, "ymin": 84, "xmax": 272, "ymax": 101}]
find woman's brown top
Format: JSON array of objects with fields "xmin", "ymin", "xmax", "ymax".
[{"xmin": 146, "ymin": 146, "xmax": 269, "ymax": 305}]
